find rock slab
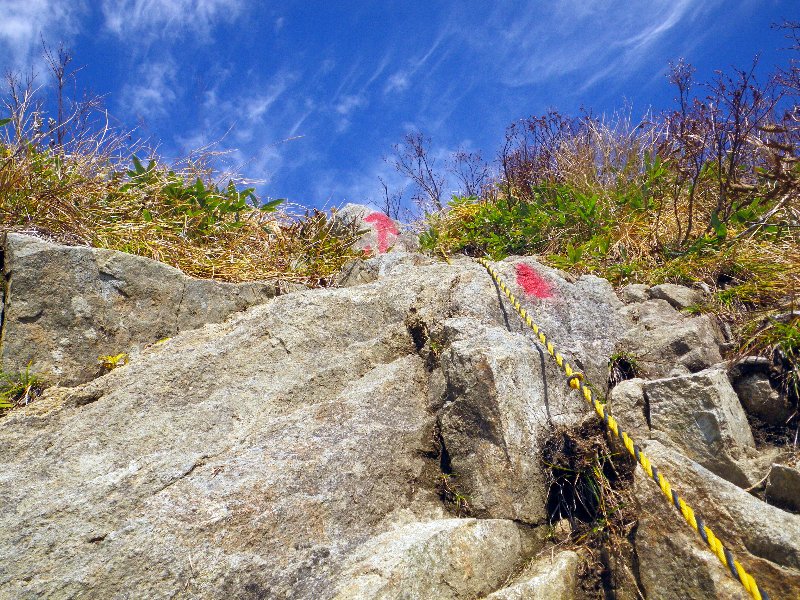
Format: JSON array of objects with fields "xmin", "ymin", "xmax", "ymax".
[
  {"xmin": 645, "ymin": 367, "xmax": 757, "ymax": 486},
  {"xmin": 0, "ymin": 233, "xmax": 288, "ymax": 386}
]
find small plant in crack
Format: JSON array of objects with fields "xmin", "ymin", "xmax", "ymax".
[
  {"xmin": 98, "ymin": 352, "xmax": 129, "ymax": 372},
  {"xmin": 433, "ymin": 427, "xmax": 472, "ymax": 516},
  {"xmin": 607, "ymin": 351, "xmax": 640, "ymax": 389},
  {"xmin": 435, "ymin": 473, "xmax": 472, "ymax": 517},
  {"xmin": 0, "ymin": 363, "xmax": 45, "ymax": 413},
  {"xmin": 541, "ymin": 423, "xmax": 636, "ymax": 544}
]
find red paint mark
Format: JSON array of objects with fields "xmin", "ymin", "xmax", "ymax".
[
  {"xmin": 515, "ymin": 263, "xmax": 553, "ymax": 299},
  {"xmin": 364, "ymin": 212, "xmax": 399, "ymax": 253}
]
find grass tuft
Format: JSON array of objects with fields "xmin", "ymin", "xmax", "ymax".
[{"xmin": 0, "ymin": 364, "xmax": 44, "ymax": 412}]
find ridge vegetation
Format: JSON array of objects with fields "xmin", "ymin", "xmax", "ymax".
[{"xmin": 0, "ymin": 45, "xmax": 364, "ymax": 286}]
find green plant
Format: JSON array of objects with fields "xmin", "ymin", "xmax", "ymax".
[
  {"xmin": 1, "ymin": 50, "xmax": 367, "ymax": 287},
  {"xmin": 607, "ymin": 352, "xmax": 640, "ymax": 389},
  {"xmin": 98, "ymin": 353, "xmax": 129, "ymax": 372},
  {"xmin": 742, "ymin": 314, "xmax": 800, "ymax": 405},
  {"xmin": 541, "ymin": 424, "xmax": 636, "ymax": 546},
  {"xmin": 0, "ymin": 364, "xmax": 44, "ymax": 411},
  {"xmin": 435, "ymin": 473, "xmax": 471, "ymax": 517}
]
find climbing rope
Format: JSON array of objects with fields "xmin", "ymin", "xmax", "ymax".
[{"xmin": 476, "ymin": 257, "xmax": 770, "ymax": 600}]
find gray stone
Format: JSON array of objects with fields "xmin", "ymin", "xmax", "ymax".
[
  {"xmin": 635, "ymin": 440, "xmax": 800, "ymax": 599},
  {"xmin": 431, "ymin": 258, "xmax": 628, "ymax": 523},
  {"xmin": 644, "ymin": 367, "xmax": 756, "ymax": 486},
  {"xmin": 0, "ymin": 233, "xmax": 290, "ymax": 386},
  {"xmin": 649, "ymin": 283, "xmax": 704, "ymax": 310},
  {"xmin": 0, "ymin": 254, "xmax": 630, "ymax": 598},
  {"xmin": 617, "ymin": 312, "xmax": 723, "ymax": 379},
  {"xmin": 619, "ymin": 283, "xmax": 649, "ymax": 304},
  {"xmin": 336, "ymin": 252, "xmax": 435, "ymax": 287},
  {"xmin": 618, "ymin": 298, "xmax": 680, "ymax": 330},
  {"xmin": 483, "ymin": 550, "xmax": 579, "ymax": 600},
  {"xmin": 733, "ymin": 373, "xmax": 794, "ymax": 426},
  {"xmin": 437, "ymin": 318, "xmax": 584, "ymax": 523},
  {"xmin": 609, "ymin": 377, "xmax": 649, "ymax": 439},
  {"xmin": 4, "ymin": 239, "xmax": 799, "ymax": 597},
  {"xmin": 334, "ymin": 519, "xmax": 540, "ymax": 599},
  {"xmin": 767, "ymin": 463, "xmax": 800, "ymax": 513}
]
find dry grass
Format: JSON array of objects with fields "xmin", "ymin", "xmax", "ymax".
[{"xmin": 0, "ymin": 92, "xmax": 365, "ymax": 286}]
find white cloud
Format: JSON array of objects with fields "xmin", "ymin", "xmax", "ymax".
[
  {"xmin": 382, "ymin": 31, "xmax": 445, "ymax": 95},
  {"xmin": 121, "ymin": 61, "xmax": 180, "ymax": 120},
  {"xmin": 102, "ymin": 0, "xmax": 243, "ymax": 38},
  {"xmin": 465, "ymin": 0, "xmax": 723, "ymax": 90},
  {"xmin": 384, "ymin": 72, "xmax": 410, "ymax": 94},
  {"xmin": 334, "ymin": 94, "xmax": 366, "ymax": 116},
  {"xmin": 245, "ymin": 79, "xmax": 292, "ymax": 124},
  {"xmin": 0, "ymin": 0, "xmax": 87, "ymax": 73},
  {"xmin": 168, "ymin": 69, "xmax": 311, "ymax": 191}
]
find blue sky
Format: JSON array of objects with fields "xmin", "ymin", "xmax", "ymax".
[{"xmin": 1, "ymin": 1, "xmax": 797, "ymax": 211}]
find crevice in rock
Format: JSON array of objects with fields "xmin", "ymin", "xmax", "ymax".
[
  {"xmin": 86, "ymin": 534, "xmax": 107, "ymax": 543},
  {"xmin": 0, "ymin": 245, "xmax": 8, "ymax": 362},
  {"xmin": 608, "ymin": 354, "xmax": 639, "ymax": 390},
  {"xmin": 541, "ymin": 421, "xmax": 637, "ymax": 528},
  {"xmin": 642, "ymin": 389, "xmax": 651, "ymax": 429},
  {"xmin": 71, "ymin": 388, "xmax": 105, "ymax": 407},
  {"xmin": 438, "ymin": 425, "xmax": 453, "ymax": 476},
  {"xmin": 18, "ymin": 310, "xmax": 43, "ymax": 324},
  {"xmin": 155, "ymin": 455, "xmax": 210, "ymax": 495},
  {"xmin": 431, "ymin": 420, "xmax": 472, "ymax": 517},
  {"xmin": 597, "ymin": 547, "xmax": 616, "ymax": 599},
  {"xmin": 404, "ymin": 308, "xmax": 445, "ymax": 372},
  {"xmin": 405, "ymin": 308, "xmax": 428, "ymax": 352},
  {"xmin": 491, "ymin": 276, "xmax": 514, "ymax": 332},
  {"xmin": 627, "ymin": 523, "xmax": 647, "ymax": 599},
  {"xmin": 98, "ymin": 271, "xmax": 130, "ymax": 298},
  {"xmin": 174, "ymin": 279, "xmax": 188, "ymax": 335}
]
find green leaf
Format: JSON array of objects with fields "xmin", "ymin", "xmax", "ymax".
[
  {"xmin": 260, "ymin": 198, "xmax": 285, "ymax": 212},
  {"xmin": 0, "ymin": 118, "xmax": 11, "ymax": 128},
  {"xmin": 710, "ymin": 211, "xmax": 727, "ymax": 240}
]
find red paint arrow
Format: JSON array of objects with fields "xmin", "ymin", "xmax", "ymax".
[{"xmin": 364, "ymin": 212, "xmax": 399, "ymax": 253}]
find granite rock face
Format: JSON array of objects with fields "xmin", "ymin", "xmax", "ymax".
[
  {"xmin": 732, "ymin": 371, "xmax": 794, "ymax": 426},
  {"xmin": 648, "ymin": 282, "xmax": 704, "ymax": 310},
  {"xmin": 1, "ymin": 240, "xmax": 798, "ymax": 598},
  {"xmin": 634, "ymin": 441, "xmax": 800, "ymax": 600},
  {"xmin": 0, "ymin": 253, "xmax": 628, "ymax": 599},
  {"xmin": 644, "ymin": 367, "xmax": 757, "ymax": 486},
  {"xmin": 333, "ymin": 519, "xmax": 541, "ymax": 600},
  {"xmin": 766, "ymin": 462, "xmax": 800, "ymax": 513},
  {"xmin": 483, "ymin": 550, "xmax": 579, "ymax": 600},
  {"xmin": 0, "ymin": 233, "xmax": 292, "ymax": 386}
]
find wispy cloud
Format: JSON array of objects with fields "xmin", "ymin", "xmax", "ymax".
[
  {"xmin": 121, "ymin": 61, "xmax": 180, "ymax": 121},
  {"xmin": 101, "ymin": 0, "xmax": 244, "ymax": 38},
  {"xmin": 384, "ymin": 72, "xmax": 410, "ymax": 94},
  {"xmin": 169, "ymin": 69, "xmax": 308, "ymax": 189},
  {"xmin": 465, "ymin": 0, "xmax": 722, "ymax": 90},
  {"xmin": 333, "ymin": 94, "xmax": 367, "ymax": 131},
  {"xmin": 0, "ymin": 0, "xmax": 87, "ymax": 72},
  {"xmin": 382, "ymin": 31, "xmax": 446, "ymax": 95}
]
